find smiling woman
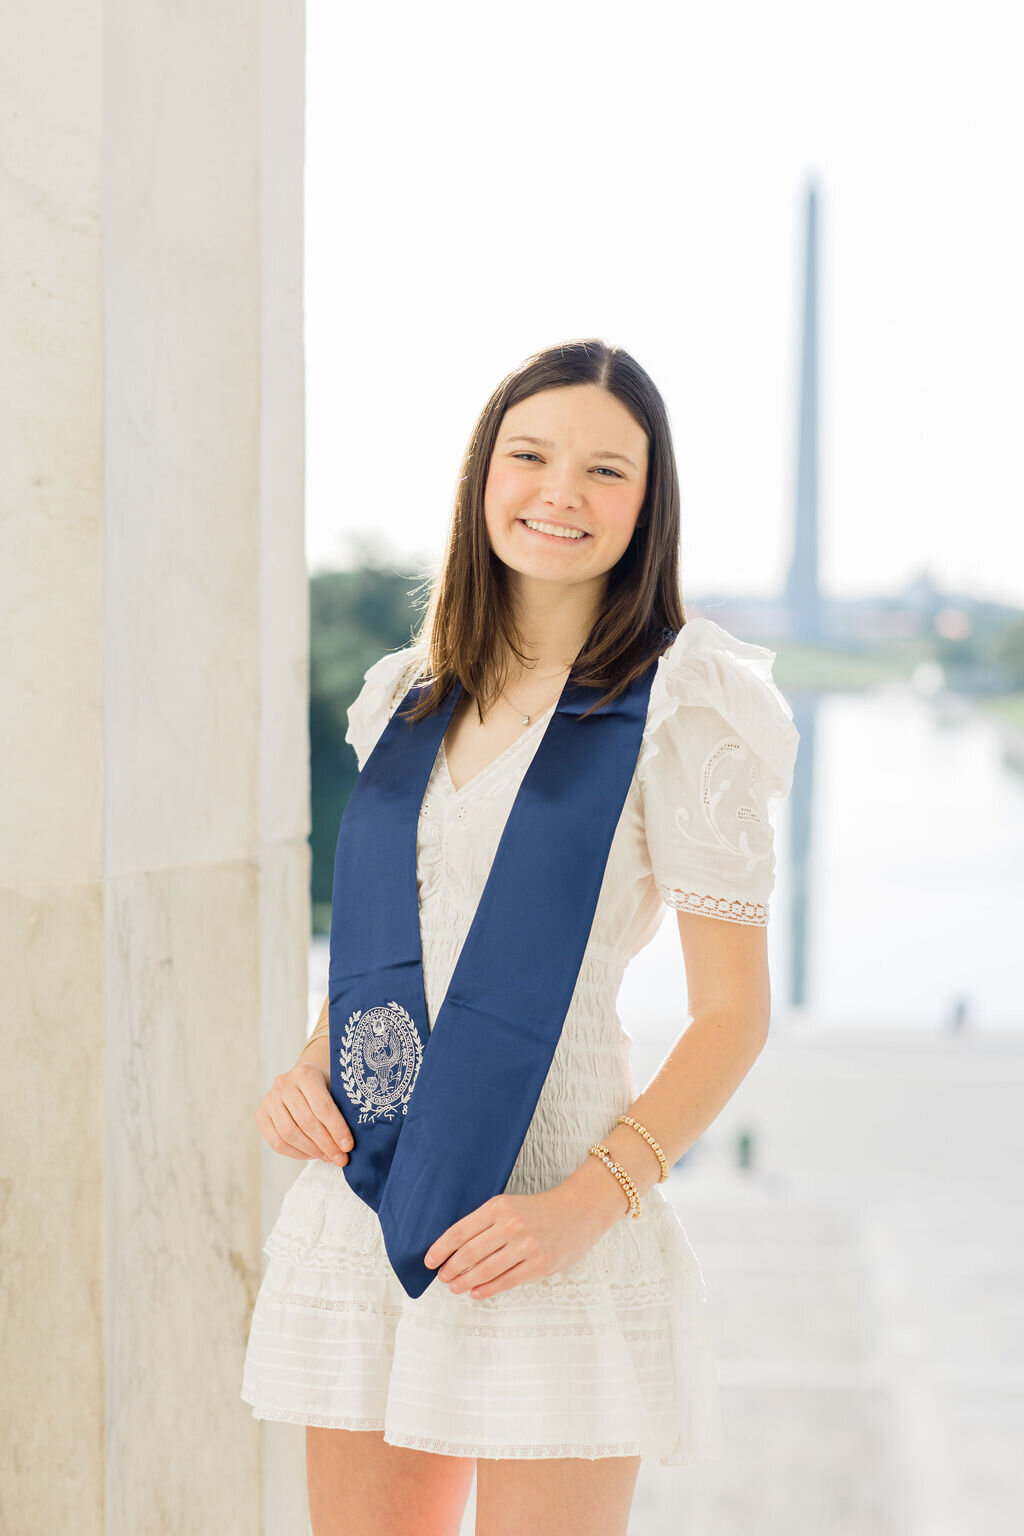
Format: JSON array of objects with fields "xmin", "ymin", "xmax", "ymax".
[
  {"xmin": 242, "ymin": 337, "xmax": 799, "ymax": 1536},
  {"xmin": 518, "ymin": 517, "xmax": 591, "ymax": 540},
  {"xmin": 483, "ymin": 384, "xmax": 649, "ymax": 612}
]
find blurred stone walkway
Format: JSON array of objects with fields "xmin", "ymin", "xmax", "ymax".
[
  {"xmin": 455, "ymin": 1021, "xmax": 1024, "ymax": 1534},
  {"xmin": 629, "ymin": 1021, "xmax": 1024, "ymax": 1535}
]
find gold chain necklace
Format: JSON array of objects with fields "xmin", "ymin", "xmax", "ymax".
[{"xmin": 498, "ymin": 666, "xmax": 573, "ymax": 726}]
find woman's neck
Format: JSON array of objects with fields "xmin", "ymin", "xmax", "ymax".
[{"xmin": 506, "ymin": 577, "xmax": 604, "ymax": 679}]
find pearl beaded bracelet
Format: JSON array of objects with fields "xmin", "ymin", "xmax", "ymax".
[
  {"xmin": 586, "ymin": 1114, "xmax": 671, "ymax": 1221},
  {"xmin": 587, "ymin": 1143, "xmax": 642, "ymax": 1218}
]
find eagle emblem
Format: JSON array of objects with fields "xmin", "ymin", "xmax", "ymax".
[{"xmin": 338, "ymin": 1001, "xmax": 424, "ymax": 1124}]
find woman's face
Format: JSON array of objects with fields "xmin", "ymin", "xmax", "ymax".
[{"xmin": 483, "ymin": 384, "xmax": 649, "ymax": 602}]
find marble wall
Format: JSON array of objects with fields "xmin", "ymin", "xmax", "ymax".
[{"xmin": 1, "ymin": 2, "xmax": 308, "ymax": 1530}]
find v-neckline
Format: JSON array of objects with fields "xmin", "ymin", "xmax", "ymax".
[{"xmin": 439, "ymin": 701, "xmax": 558, "ymax": 797}]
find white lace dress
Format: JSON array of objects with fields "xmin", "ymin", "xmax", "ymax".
[{"xmin": 241, "ymin": 615, "xmax": 799, "ymax": 1465}]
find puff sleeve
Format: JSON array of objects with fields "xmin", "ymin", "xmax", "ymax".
[
  {"xmin": 344, "ymin": 639, "xmax": 429, "ymax": 772},
  {"xmin": 637, "ymin": 616, "xmax": 800, "ymax": 926}
]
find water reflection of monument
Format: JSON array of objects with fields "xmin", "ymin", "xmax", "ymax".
[{"xmin": 782, "ymin": 180, "xmax": 821, "ymax": 1010}]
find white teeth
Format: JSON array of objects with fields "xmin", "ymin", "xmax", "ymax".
[{"xmin": 522, "ymin": 519, "xmax": 587, "ymax": 540}]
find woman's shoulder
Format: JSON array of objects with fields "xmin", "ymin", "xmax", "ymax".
[
  {"xmin": 638, "ymin": 614, "xmax": 800, "ymax": 810},
  {"xmin": 344, "ymin": 636, "xmax": 431, "ymax": 770}
]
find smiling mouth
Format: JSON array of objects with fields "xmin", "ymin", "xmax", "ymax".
[{"xmin": 518, "ymin": 518, "xmax": 591, "ymax": 542}]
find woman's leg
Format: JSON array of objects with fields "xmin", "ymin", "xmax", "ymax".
[
  {"xmin": 475, "ymin": 1452, "xmax": 642, "ymax": 1536},
  {"xmin": 306, "ymin": 1426, "xmax": 476, "ymax": 1536}
]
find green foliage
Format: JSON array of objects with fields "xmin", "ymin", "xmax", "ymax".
[
  {"xmin": 768, "ymin": 641, "xmax": 916, "ymax": 691},
  {"xmin": 989, "ymin": 614, "xmax": 1024, "ymax": 689},
  {"xmin": 977, "ymin": 692, "xmax": 1024, "ymax": 731},
  {"xmin": 309, "ymin": 567, "xmax": 426, "ymax": 930}
]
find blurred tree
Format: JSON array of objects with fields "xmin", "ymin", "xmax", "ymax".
[{"xmin": 309, "ymin": 564, "xmax": 426, "ymax": 931}]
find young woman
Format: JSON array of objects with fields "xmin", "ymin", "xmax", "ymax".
[{"xmin": 242, "ymin": 338, "xmax": 800, "ymax": 1536}]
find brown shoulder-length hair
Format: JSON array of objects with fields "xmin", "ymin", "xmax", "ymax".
[{"xmin": 402, "ymin": 336, "xmax": 688, "ymax": 724}]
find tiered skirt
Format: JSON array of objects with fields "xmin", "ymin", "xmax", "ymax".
[{"xmin": 241, "ymin": 1157, "xmax": 724, "ymax": 1466}]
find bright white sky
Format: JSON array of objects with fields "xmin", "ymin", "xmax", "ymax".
[{"xmin": 304, "ymin": 0, "xmax": 1024, "ymax": 607}]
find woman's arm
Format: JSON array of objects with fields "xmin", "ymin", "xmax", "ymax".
[
  {"xmin": 296, "ymin": 991, "xmax": 331, "ymax": 1074},
  {"xmin": 558, "ymin": 909, "xmax": 772, "ymax": 1221}
]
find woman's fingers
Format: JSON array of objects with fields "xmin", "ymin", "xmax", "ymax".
[
  {"xmin": 259, "ymin": 1097, "xmax": 326, "ymax": 1159},
  {"xmin": 279, "ymin": 1077, "xmax": 348, "ymax": 1161},
  {"xmin": 299, "ymin": 1067, "xmax": 355, "ymax": 1158},
  {"xmin": 253, "ymin": 1064, "xmax": 356, "ymax": 1163}
]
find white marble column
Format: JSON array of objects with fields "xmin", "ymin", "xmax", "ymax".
[{"xmin": 1, "ymin": 2, "xmax": 308, "ymax": 1530}]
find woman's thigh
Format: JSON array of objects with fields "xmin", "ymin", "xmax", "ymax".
[
  {"xmin": 475, "ymin": 1452, "xmax": 642, "ymax": 1536},
  {"xmin": 306, "ymin": 1426, "xmax": 476, "ymax": 1536}
]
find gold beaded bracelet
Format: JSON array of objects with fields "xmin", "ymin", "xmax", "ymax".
[
  {"xmin": 587, "ymin": 1143, "xmax": 642, "ymax": 1219},
  {"xmin": 300, "ymin": 1032, "xmax": 670, "ymax": 1212},
  {"xmin": 616, "ymin": 1115, "xmax": 670, "ymax": 1183}
]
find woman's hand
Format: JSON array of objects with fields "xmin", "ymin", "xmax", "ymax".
[
  {"xmin": 254, "ymin": 1062, "xmax": 355, "ymax": 1167},
  {"xmin": 422, "ymin": 1186, "xmax": 622, "ymax": 1300}
]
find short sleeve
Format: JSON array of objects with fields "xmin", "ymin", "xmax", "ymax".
[
  {"xmin": 344, "ymin": 639, "xmax": 430, "ymax": 772},
  {"xmin": 637, "ymin": 616, "xmax": 800, "ymax": 926}
]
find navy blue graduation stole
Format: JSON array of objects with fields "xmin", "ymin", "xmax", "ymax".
[{"xmin": 328, "ymin": 638, "xmax": 669, "ymax": 1298}]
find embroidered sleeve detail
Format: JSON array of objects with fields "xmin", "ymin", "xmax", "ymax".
[
  {"xmin": 641, "ymin": 715, "xmax": 778, "ymax": 926},
  {"xmin": 658, "ymin": 888, "xmax": 769, "ymax": 925},
  {"xmin": 637, "ymin": 617, "xmax": 798, "ymax": 928},
  {"xmin": 674, "ymin": 737, "xmax": 772, "ymax": 873},
  {"xmin": 637, "ymin": 615, "xmax": 799, "ymax": 812}
]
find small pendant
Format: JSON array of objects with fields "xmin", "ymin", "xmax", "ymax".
[{"xmin": 521, "ymin": 713, "xmax": 530, "ymax": 725}]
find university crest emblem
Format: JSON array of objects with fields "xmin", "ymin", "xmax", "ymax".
[{"xmin": 337, "ymin": 1001, "xmax": 424, "ymax": 1124}]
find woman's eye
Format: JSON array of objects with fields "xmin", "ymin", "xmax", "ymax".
[{"xmin": 511, "ymin": 453, "xmax": 622, "ymax": 479}]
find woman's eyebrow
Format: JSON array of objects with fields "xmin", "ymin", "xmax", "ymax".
[{"xmin": 502, "ymin": 434, "xmax": 638, "ymax": 472}]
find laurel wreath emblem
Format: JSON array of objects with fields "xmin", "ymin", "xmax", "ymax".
[{"xmin": 338, "ymin": 1000, "xmax": 424, "ymax": 1125}]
